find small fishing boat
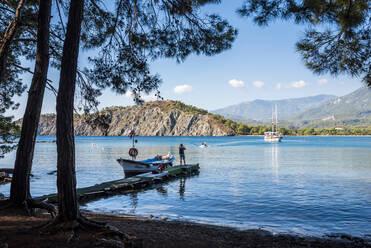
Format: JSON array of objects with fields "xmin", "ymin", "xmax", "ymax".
[
  {"xmin": 117, "ymin": 155, "xmax": 174, "ymax": 175},
  {"xmin": 264, "ymin": 104, "xmax": 283, "ymax": 142},
  {"xmin": 117, "ymin": 129, "xmax": 174, "ymax": 176}
]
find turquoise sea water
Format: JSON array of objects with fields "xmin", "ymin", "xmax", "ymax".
[{"xmin": 1, "ymin": 136, "xmax": 370, "ymax": 237}]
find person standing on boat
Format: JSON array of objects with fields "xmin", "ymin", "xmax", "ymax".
[{"xmin": 179, "ymin": 144, "xmax": 186, "ymax": 165}]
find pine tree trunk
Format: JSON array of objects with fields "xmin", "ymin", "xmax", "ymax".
[
  {"xmin": 10, "ymin": 0, "xmax": 52, "ymax": 205},
  {"xmin": 56, "ymin": 0, "xmax": 84, "ymax": 221},
  {"xmin": 0, "ymin": 0, "xmax": 24, "ymax": 82}
]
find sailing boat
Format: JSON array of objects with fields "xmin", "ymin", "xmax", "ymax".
[{"xmin": 264, "ymin": 104, "xmax": 283, "ymax": 142}]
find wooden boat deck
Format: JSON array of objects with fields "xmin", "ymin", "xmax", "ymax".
[{"xmin": 36, "ymin": 164, "xmax": 199, "ymax": 204}]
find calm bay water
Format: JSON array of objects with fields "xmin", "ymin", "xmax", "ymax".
[{"xmin": 1, "ymin": 136, "xmax": 370, "ymax": 237}]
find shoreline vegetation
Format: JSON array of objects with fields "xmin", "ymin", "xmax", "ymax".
[
  {"xmin": 0, "ymin": 209, "xmax": 369, "ymax": 248},
  {"xmin": 219, "ymin": 121, "xmax": 371, "ymax": 136},
  {"xmin": 156, "ymin": 101, "xmax": 371, "ymax": 136}
]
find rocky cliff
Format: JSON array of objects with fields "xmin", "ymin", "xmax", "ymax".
[{"xmin": 35, "ymin": 101, "xmax": 235, "ymax": 136}]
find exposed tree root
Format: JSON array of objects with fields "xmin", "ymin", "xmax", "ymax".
[
  {"xmin": 0, "ymin": 199, "xmax": 12, "ymax": 209},
  {"xmin": 0, "ymin": 198, "xmax": 56, "ymax": 218},
  {"xmin": 66, "ymin": 229, "xmax": 77, "ymax": 244},
  {"xmin": 36, "ymin": 216, "xmax": 62, "ymax": 231},
  {"xmin": 38, "ymin": 214, "xmax": 137, "ymax": 246},
  {"xmin": 28, "ymin": 199, "xmax": 57, "ymax": 218},
  {"xmin": 0, "ymin": 201, "xmax": 33, "ymax": 217},
  {"xmin": 79, "ymin": 214, "xmax": 107, "ymax": 228}
]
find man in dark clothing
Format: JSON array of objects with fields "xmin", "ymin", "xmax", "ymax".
[{"xmin": 179, "ymin": 144, "xmax": 186, "ymax": 165}]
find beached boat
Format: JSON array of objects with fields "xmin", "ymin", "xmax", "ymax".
[
  {"xmin": 264, "ymin": 104, "xmax": 283, "ymax": 142},
  {"xmin": 117, "ymin": 155, "xmax": 175, "ymax": 175}
]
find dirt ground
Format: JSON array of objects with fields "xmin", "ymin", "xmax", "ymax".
[{"xmin": 0, "ymin": 208, "xmax": 369, "ymax": 248}]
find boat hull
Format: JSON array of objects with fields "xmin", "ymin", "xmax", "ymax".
[
  {"xmin": 264, "ymin": 136, "xmax": 283, "ymax": 142},
  {"xmin": 117, "ymin": 157, "xmax": 174, "ymax": 176}
]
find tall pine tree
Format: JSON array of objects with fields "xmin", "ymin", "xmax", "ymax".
[
  {"xmin": 9, "ymin": 0, "xmax": 55, "ymax": 214},
  {"xmin": 48, "ymin": 0, "xmax": 237, "ymax": 231}
]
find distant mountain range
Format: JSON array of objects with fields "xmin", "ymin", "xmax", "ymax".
[
  {"xmin": 290, "ymin": 87, "xmax": 371, "ymax": 128},
  {"xmin": 212, "ymin": 95, "xmax": 337, "ymax": 120},
  {"xmin": 212, "ymin": 87, "xmax": 371, "ymax": 128}
]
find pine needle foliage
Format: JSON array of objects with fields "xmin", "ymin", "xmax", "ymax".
[
  {"xmin": 0, "ymin": 116, "xmax": 20, "ymax": 158},
  {"xmin": 239, "ymin": 0, "xmax": 370, "ymax": 86},
  {"xmin": 81, "ymin": 0, "xmax": 237, "ymax": 107}
]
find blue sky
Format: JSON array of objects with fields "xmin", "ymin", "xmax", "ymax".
[{"xmin": 8, "ymin": 1, "xmax": 364, "ymax": 119}]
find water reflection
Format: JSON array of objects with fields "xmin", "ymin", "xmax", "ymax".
[
  {"xmin": 156, "ymin": 186, "xmax": 168, "ymax": 196},
  {"xmin": 129, "ymin": 193, "xmax": 138, "ymax": 214},
  {"xmin": 270, "ymin": 144, "xmax": 279, "ymax": 168},
  {"xmin": 271, "ymin": 144, "xmax": 279, "ymax": 180},
  {"xmin": 263, "ymin": 143, "xmax": 280, "ymax": 180},
  {"xmin": 179, "ymin": 177, "xmax": 186, "ymax": 201}
]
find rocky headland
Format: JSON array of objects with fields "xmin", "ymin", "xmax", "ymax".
[{"xmin": 31, "ymin": 101, "xmax": 235, "ymax": 136}]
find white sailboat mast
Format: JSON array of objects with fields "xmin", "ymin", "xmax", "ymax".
[
  {"xmin": 271, "ymin": 107, "xmax": 274, "ymax": 132},
  {"xmin": 275, "ymin": 104, "xmax": 278, "ymax": 133}
]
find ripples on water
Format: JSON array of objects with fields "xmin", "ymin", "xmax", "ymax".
[{"xmin": 1, "ymin": 136, "xmax": 370, "ymax": 237}]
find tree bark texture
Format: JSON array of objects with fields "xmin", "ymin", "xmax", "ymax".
[
  {"xmin": 0, "ymin": 0, "xmax": 24, "ymax": 82},
  {"xmin": 10, "ymin": 0, "xmax": 52, "ymax": 205},
  {"xmin": 56, "ymin": 0, "xmax": 84, "ymax": 221}
]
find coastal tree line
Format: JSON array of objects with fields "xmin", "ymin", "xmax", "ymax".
[
  {"xmin": 0, "ymin": 0, "xmax": 370, "ymax": 240},
  {"xmin": 212, "ymin": 114, "xmax": 371, "ymax": 136},
  {"xmin": 170, "ymin": 100, "xmax": 371, "ymax": 135}
]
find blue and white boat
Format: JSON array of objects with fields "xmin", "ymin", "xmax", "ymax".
[
  {"xmin": 118, "ymin": 130, "xmax": 175, "ymax": 175},
  {"xmin": 117, "ymin": 155, "xmax": 174, "ymax": 175}
]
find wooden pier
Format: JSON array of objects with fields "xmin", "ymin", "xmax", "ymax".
[{"xmin": 37, "ymin": 164, "xmax": 199, "ymax": 204}]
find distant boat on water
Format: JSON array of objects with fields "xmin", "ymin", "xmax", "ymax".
[
  {"xmin": 264, "ymin": 104, "xmax": 283, "ymax": 142},
  {"xmin": 200, "ymin": 142, "xmax": 208, "ymax": 148}
]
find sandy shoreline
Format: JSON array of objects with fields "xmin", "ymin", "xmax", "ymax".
[{"xmin": 0, "ymin": 209, "xmax": 369, "ymax": 248}]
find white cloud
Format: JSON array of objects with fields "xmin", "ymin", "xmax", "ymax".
[
  {"xmin": 124, "ymin": 91, "xmax": 157, "ymax": 101},
  {"xmin": 252, "ymin": 81, "xmax": 264, "ymax": 88},
  {"xmin": 276, "ymin": 83, "xmax": 282, "ymax": 89},
  {"xmin": 174, "ymin": 84, "xmax": 193, "ymax": 94},
  {"xmin": 317, "ymin": 78, "xmax": 328, "ymax": 85},
  {"xmin": 290, "ymin": 80, "xmax": 307, "ymax": 88},
  {"xmin": 228, "ymin": 79, "xmax": 245, "ymax": 88},
  {"xmin": 124, "ymin": 91, "xmax": 133, "ymax": 97},
  {"xmin": 141, "ymin": 94, "xmax": 158, "ymax": 101}
]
